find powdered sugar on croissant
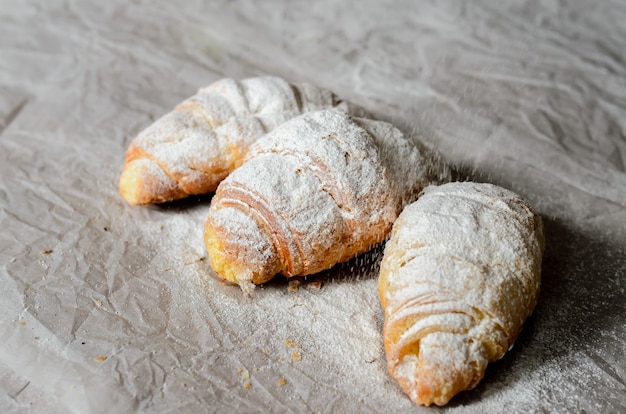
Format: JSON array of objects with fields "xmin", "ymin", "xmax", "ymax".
[
  {"xmin": 204, "ymin": 108, "xmax": 451, "ymax": 294},
  {"xmin": 119, "ymin": 76, "xmax": 352, "ymax": 205},
  {"xmin": 378, "ymin": 182, "xmax": 544, "ymax": 406}
]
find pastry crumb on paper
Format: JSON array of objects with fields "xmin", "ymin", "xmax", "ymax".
[
  {"xmin": 306, "ymin": 279, "xmax": 323, "ymax": 290},
  {"xmin": 290, "ymin": 351, "xmax": 302, "ymax": 362},
  {"xmin": 283, "ymin": 338, "xmax": 300, "ymax": 348},
  {"xmin": 287, "ymin": 279, "xmax": 300, "ymax": 292}
]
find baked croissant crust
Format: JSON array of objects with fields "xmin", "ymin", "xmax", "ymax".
[
  {"xmin": 204, "ymin": 108, "xmax": 451, "ymax": 294},
  {"xmin": 119, "ymin": 76, "xmax": 351, "ymax": 205},
  {"xmin": 378, "ymin": 182, "xmax": 544, "ymax": 406}
]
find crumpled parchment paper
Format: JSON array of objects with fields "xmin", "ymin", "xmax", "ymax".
[{"xmin": 1, "ymin": 1, "xmax": 625, "ymax": 413}]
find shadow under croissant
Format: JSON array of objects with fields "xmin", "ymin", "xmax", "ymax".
[
  {"xmin": 447, "ymin": 216, "xmax": 626, "ymax": 407},
  {"xmin": 149, "ymin": 192, "xmax": 216, "ymax": 213},
  {"xmin": 257, "ymin": 242, "xmax": 387, "ymax": 292},
  {"xmin": 146, "ymin": 178, "xmax": 625, "ymax": 406}
]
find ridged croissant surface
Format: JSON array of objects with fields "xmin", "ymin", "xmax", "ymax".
[
  {"xmin": 378, "ymin": 182, "xmax": 544, "ymax": 406},
  {"xmin": 119, "ymin": 76, "xmax": 351, "ymax": 205},
  {"xmin": 204, "ymin": 108, "xmax": 451, "ymax": 294}
]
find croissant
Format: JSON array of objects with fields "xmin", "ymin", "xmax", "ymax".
[
  {"xmin": 119, "ymin": 76, "xmax": 353, "ymax": 205},
  {"xmin": 204, "ymin": 108, "xmax": 451, "ymax": 294},
  {"xmin": 378, "ymin": 182, "xmax": 544, "ymax": 406}
]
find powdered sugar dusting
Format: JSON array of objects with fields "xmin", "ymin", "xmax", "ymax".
[
  {"xmin": 205, "ymin": 108, "xmax": 451, "ymax": 289},
  {"xmin": 120, "ymin": 76, "xmax": 351, "ymax": 204},
  {"xmin": 379, "ymin": 182, "xmax": 545, "ymax": 406},
  {"xmin": 245, "ymin": 108, "xmax": 392, "ymax": 231},
  {"xmin": 354, "ymin": 117, "xmax": 453, "ymax": 211}
]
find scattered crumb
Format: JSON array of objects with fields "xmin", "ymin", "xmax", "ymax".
[
  {"xmin": 306, "ymin": 279, "xmax": 323, "ymax": 290},
  {"xmin": 290, "ymin": 351, "xmax": 302, "ymax": 362},
  {"xmin": 283, "ymin": 339, "xmax": 300, "ymax": 348},
  {"xmin": 41, "ymin": 249, "xmax": 53, "ymax": 255},
  {"xmin": 277, "ymin": 378, "xmax": 287, "ymax": 387},
  {"xmin": 241, "ymin": 370, "xmax": 250, "ymax": 380},
  {"xmin": 95, "ymin": 356, "xmax": 108, "ymax": 362},
  {"xmin": 262, "ymin": 348, "xmax": 269, "ymax": 354},
  {"xmin": 18, "ymin": 321, "xmax": 25, "ymax": 326},
  {"xmin": 94, "ymin": 300, "xmax": 102, "ymax": 307},
  {"xmin": 288, "ymin": 279, "xmax": 301, "ymax": 292},
  {"xmin": 243, "ymin": 381, "xmax": 251, "ymax": 390},
  {"xmin": 237, "ymin": 368, "xmax": 243, "ymax": 374}
]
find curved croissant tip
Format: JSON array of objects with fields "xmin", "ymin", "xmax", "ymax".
[
  {"xmin": 393, "ymin": 353, "xmax": 458, "ymax": 406},
  {"xmin": 204, "ymin": 204, "xmax": 281, "ymax": 289},
  {"xmin": 119, "ymin": 159, "xmax": 185, "ymax": 206},
  {"xmin": 391, "ymin": 333, "xmax": 487, "ymax": 406}
]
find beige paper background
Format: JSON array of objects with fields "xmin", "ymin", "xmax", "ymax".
[{"xmin": 1, "ymin": 1, "xmax": 624, "ymax": 412}]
